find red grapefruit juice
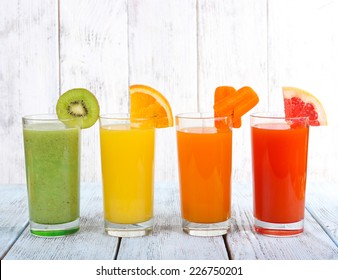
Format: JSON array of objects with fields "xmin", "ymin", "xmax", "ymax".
[{"xmin": 251, "ymin": 122, "xmax": 309, "ymax": 225}]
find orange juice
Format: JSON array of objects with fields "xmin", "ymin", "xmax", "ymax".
[
  {"xmin": 177, "ymin": 127, "xmax": 232, "ymax": 223},
  {"xmin": 100, "ymin": 124, "xmax": 155, "ymax": 224},
  {"xmin": 251, "ymin": 123, "xmax": 309, "ymax": 224}
]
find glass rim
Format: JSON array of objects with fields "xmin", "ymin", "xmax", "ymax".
[
  {"xmin": 175, "ymin": 112, "xmax": 232, "ymax": 121},
  {"xmin": 250, "ymin": 112, "xmax": 310, "ymax": 120},
  {"xmin": 22, "ymin": 114, "xmax": 62, "ymax": 121},
  {"xmin": 22, "ymin": 114, "xmax": 82, "ymax": 128},
  {"xmin": 99, "ymin": 113, "xmax": 156, "ymax": 121}
]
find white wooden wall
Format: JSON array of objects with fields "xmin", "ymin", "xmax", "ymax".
[{"xmin": 1, "ymin": 0, "xmax": 337, "ymax": 185}]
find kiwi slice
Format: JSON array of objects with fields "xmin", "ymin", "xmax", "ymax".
[{"xmin": 56, "ymin": 88, "xmax": 100, "ymax": 129}]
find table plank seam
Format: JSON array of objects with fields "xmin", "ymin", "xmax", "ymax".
[
  {"xmin": 306, "ymin": 206, "xmax": 338, "ymax": 247},
  {"xmin": 223, "ymin": 235, "xmax": 232, "ymax": 260},
  {"xmin": 1, "ymin": 183, "xmax": 337, "ymax": 260},
  {"xmin": 0, "ymin": 220, "xmax": 29, "ymax": 260},
  {"xmin": 113, "ymin": 238, "xmax": 122, "ymax": 260}
]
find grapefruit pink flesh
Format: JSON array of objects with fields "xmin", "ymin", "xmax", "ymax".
[{"xmin": 282, "ymin": 87, "xmax": 327, "ymax": 126}]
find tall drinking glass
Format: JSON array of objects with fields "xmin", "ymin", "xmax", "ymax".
[
  {"xmin": 100, "ymin": 114, "xmax": 155, "ymax": 237},
  {"xmin": 251, "ymin": 113, "xmax": 309, "ymax": 236},
  {"xmin": 176, "ymin": 112, "xmax": 233, "ymax": 236},
  {"xmin": 23, "ymin": 114, "xmax": 81, "ymax": 237}
]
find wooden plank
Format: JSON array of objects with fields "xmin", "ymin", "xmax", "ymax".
[
  {"xmin": 197, "ymin": 0, "xmax": 268, "ymax": 184},
  {"xmin": 0, "ymin": 185, "xmax": 28, "ymax": 259},
  {"xmin": 2, "ymin": 182, "xmax": 337, "ymax": 260},
  {"xmin": 59, "ymin": 0, "xmax": 129, "ymax": 183},
  {"xmin": 267, "ymin": 0, "xmax": 338, "ymax": 182},
  {"xmin": 117, "ymin": 182, "xmax": 229, "ymax": 260},
  {"xmin": 127, "ymin": 0, "xmax": 197, "ymax": 183},
  {"xmin": 306, "ymin": 183, "xmax": 338, "ymax": 244},
  {"xmin": 4, "ymin": 183, "xmax": 119, "ymax": 260},
  {"xmin": 227, "ymin": 183, "xmax": 338, "ymax": 260},
  {"xmin": 0, "ymin": 0, "xmax": 59, "ymax": 184}
]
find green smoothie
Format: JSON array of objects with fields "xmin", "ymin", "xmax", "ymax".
[{"xmin": 23, "ymin": 122, "xmax": 80, "ymax": 226}]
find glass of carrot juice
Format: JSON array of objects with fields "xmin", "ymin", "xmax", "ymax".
[
  {"xmin": 99, "ymin": 114, "xmax": 155, "ymax": 237},
  {"xmin": 250, "ymin": 113, "xmax": 309, "ymax": 236},
  {"xmin": 176, "ymin": 113, "xmax": 233, "ymax": 236}
]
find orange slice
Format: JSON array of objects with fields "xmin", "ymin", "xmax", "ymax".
[
  {"xmin": 130, "ymin": 84, "xmax": 174, "ymax": 128},
  {"xmin": 283, "ymin": 87, "xmax": 327, "ymax": 126}
]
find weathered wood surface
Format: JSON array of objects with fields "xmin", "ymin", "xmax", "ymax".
[
  {"xmin": 228, "ymin": 183, "xmax": 338, "ymax": 260},
  {"xmin": 197, "ymin": 0, "xmax": 268, "ymax": 184},
  {"xmin": 1, "ymin": 182, "xmax": 337, "ymax": 260},
  {"xmin": 1, "ymin": 0, "xmax": 338, "ymax": 186},
  {"xmin": 267, "ymin": 0, "xmax": 338, "ymax": 185},
  {"xmin": 0, "ymin": 0, "xmax": 59, "ymax": 184},
  {"xmin": 0, "ymin": 185, "xmax": 28, "ymax": 259},
  {"xmin": 128, "ymin": 0, "xmax": 197, "ymax": 183},
  {"xmin": 306, "ymin": 183, "xmax": 338, "ymax": 245},
  {"xmin": 3, "ymin": 183, "xmax": 119, "ymax": 260},
  {"xmin": 117, "ymin": 182, "xmax": 229, "ymax": 260},
  {"xmin": 59, "ymin": 0, "xmax": 129, "ymax": 183}
]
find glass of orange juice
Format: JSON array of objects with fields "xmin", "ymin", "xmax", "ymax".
[
  {"xmin": 176, "ymin": 112, "xmax": 233, "ymax": 236},
  {"xmin": 99, "ymin": 114, "xmax": 155, "ymax": 237},
  {"xmin": 251, "ymin": 113, "xmax": 309, "ymax": 236}
]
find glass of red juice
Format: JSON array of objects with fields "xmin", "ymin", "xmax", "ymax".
[{"xmin": 250, "ymin": 112, "xmax": 309, "ymax": 236}]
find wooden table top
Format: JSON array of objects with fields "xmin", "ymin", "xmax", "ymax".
[{"xmin": 1, "ymin": 182, "xmax": 337, "ymax": 260}]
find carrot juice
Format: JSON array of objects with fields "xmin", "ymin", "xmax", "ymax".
[
  {"xmin": 251, "ymin": 114, "xmax": 309, "ymax": 236},
  {"xmin": 176, "ymin": 119, "xmax": 232, "ymax": 228},
  {"xmin": 100, "ymin": 124, "xmax": 155, "ymax": 224}
]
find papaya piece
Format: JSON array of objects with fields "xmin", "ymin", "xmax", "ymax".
[
  {"xmin": 233, "ymin": 87, "xmax": 259, "ymax": 118},
  {"xmin": 214, "ymin": 86, "xmax": 236, "ymax": 130},
  {"xmin": 215, "ymin": 86, "xmax": 257, "ymax": 115},
  {"xmin": 213, "ymin": 86, "xmax": 236, "ymax": 115},
  {"xmin": 232, "ymin": 117, "xmax": 242, "ymax": 128},
  {"xmin": 214, "ymin": 86, "xmax": 236, "ymax": 105},
  {"xmin": 214, "ymin": 86, "xmax": 259, "ymax": 129}
]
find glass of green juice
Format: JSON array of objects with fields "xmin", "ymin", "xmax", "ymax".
[{"xmin": 22, "ymin": 114, "xmax": 81, "ymax": 237}]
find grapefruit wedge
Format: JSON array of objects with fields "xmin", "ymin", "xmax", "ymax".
[{"xmin": 283, "ymin": 87, "xmax": 327, "ymax": 126}]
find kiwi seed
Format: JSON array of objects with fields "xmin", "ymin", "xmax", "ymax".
[{"xmin": 67, "ymin": 100, "xmax": 89, "ymax": 117}]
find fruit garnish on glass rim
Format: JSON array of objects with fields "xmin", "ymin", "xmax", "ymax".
[
  {"xmin": 130, "ymin": 84, "xmax": 173, "ymax": 128},
  {"xmin": 283, "ymin": 87, "xmax": 327, "ymax": 126},
  {"xmin": 56, "ymin": 88, "xmax": 100, "ymax": 128},
  {"xmin": 214, "ymin": 86, "xmax": 259, "ymax": 128}
]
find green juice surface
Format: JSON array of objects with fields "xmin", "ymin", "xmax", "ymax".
[{"xmin": 24, "ymin": 123, "xmax": 80, "ymax": 224}]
